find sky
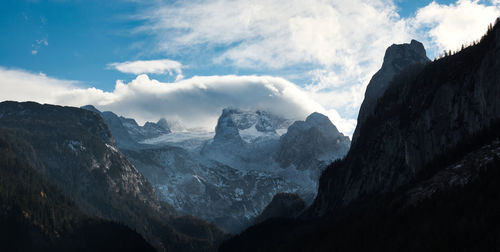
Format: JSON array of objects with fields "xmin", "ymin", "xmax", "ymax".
[{"xmin": 1, "ymin": 0, "xmax": 499, "ymax": 136}]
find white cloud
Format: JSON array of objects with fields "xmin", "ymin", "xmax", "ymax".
[
  {"xmin": 138, "ymin": 0, "xmax": 410, "ymax": 72},
  {"xmin": 134, "ymin": 0, "xmax": 416, "ymax": 130},
  {"xmin": 0, "ymin": 67, "xmax": 356, "ymax": 136},
  {"xmin": 0, "ymin": 67, "xmax": 114, "ymax": 106},
  {"xmin": 108, "ymin": 59, "xmax": 184, "ymax": 80},
  {"xmin": 133, "ymin": 0, "xmax": 500, "ymax": 125},
  {"xmin": 412, "ymin": 0, "xmax": 500, "ymax": 55}
]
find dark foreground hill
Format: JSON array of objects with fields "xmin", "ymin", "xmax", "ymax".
[{"xmin": 0, "ymin": 134, "xmax": 155, "ymax": 252}]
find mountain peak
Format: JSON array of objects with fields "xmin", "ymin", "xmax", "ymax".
[
  {"xmin": 354, "ymin": 40, "xmax": 430, "ymax": 143},
  {"xmin": 383, "ymin": 39, "xmax": 428, "ymax": 71},
  {"xmin": 305, "ymin": 112, "xmax": 333, "ymax": 128},
  {"xmin": 277, "ymin": 112, "xmax": 350, "ymax": 172},
  {"xmin": 212, "ymin": 108, "xmax": 293, "ymax": 144},
  {"xmin": 80, "ymin": 104, "xmax": 101, "ymax": 114},
  {"xmin": 214, "ymin": 108, "xmax": 243, "ymax": 144}
]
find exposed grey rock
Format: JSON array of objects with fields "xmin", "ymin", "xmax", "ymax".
[
  {"xmin": 120, "ymin": 116, "xmax": 171, "ymax": 142},
  {"xmin": 81, "ymin": 106, "xmax": 171, "ymax": 148},
  {"xmin": 353, "ymin": 39, "xmax": 430, "ymax": 144},
  {"xmin": 277, "ymin": 112, "xmax": 350, "ymax": 175},
  {"xmin": 213, "ymin": 108, "xmax": 245, "ymax": 146}
]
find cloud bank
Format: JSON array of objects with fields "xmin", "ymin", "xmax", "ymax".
[{"xmin": 0, "ymin": 67, "xmax": 356, "ymax": 135}]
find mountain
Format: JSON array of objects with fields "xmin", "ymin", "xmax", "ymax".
[
  {"xmin": 354, "ymin": 39, "xmax": 430, "ymax": 141},
  {"xmin": 201, "ymin": 108, "xmax": 294, "ymax": 170},
  {"xmin": 120, "ymin": 117, "xmax": 171, "ymax": 142},
  {"xmin": 220, "ymin": 20, "xmax": 500, "ymax": 251},
  {"xmin": 0, "ymin": 101, "xmax": 226, "ymax": 252},
  {"xmin": 310, "ymin": 22, "xmax": 500, "ymax": 217},
  {"xmin": 81, "ymin": 105, "xmax": 171, "ymax": 148},
  {"xmin": 0, "ymin": 133, "xmax": 156, "ymax": 252},
  {"xmin": 83, "ymin": 106, "xmax": 349, "ymax": 233},
  {"xmin": 277, "ymin": 112, "xmax": 350, "ymax": 175}
]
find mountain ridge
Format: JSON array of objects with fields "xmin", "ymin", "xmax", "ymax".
[
  {"xmin": 82, "ymin": 105, "xmax": 349, "ymax": 233},
  {"xmin": 220, "ymin": 19, "xmax": 500, "ymax": 252},
  {"xmin": 0, "ymin": 101, "xmax": 227, "ymax": 252}
]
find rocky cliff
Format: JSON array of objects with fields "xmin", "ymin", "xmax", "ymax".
[
  {"xmin": 353, "ymin": 39, "xmax": 430, "ymax": 142},
  {"xmin": 277, "ymin": 112, "xmax": 350, "ymax": 173},
  {"xmin": 310, "ymin": 23, "xmax": 500, "ymax": 217},
  {"xmin": 220, "ymin": 20, "xmax": 500, "ymax": 252}
]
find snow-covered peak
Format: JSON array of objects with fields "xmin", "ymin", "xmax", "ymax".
[{"xmin": 215, "ymin": 108, "xmax": 293, "ymax": 143}]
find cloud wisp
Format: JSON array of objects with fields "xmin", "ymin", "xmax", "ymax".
[{"xmin": 108, "ymin": 59, "xmax": 184, "ymax": 80}]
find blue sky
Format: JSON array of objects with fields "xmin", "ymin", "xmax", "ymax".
[
  {"xmin": 1, "ymin": 0, "xmax": 499, "ymax": 135},
  {"xmin": 1, "ymin": 0, "xmax": 453, "ymax": 90}
]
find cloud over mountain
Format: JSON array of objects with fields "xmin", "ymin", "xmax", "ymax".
[
  {"xmin": 0, "ymin": 67, "xmax": 355, "ymax": 135},
  {"xmin": 134, "ymin": 0, "xmax": 500, "ymax": 125}
]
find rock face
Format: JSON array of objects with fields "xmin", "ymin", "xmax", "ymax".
[
  {"xmin": 0, "ymin": 102, "xmax": 159, "ymax": 213},
  {"xmin": 0, "ymin": 135, "xmax": 156, "ymax": 252},
  {"xmin": 0, "ymin": 101, "xmax": 226, "ymax": 252},
  {"xmin": 253, "ymin": 193, "xmax": 306, "ymax": 225},
  {"xmin": 277, "ymin": 112, "xmax": 350, "ymax": 174},
  {"xmin": 121, "ymin": 117, "xmax": 171, "ymax": 142},
  {"xmin": 311, "ymin": 27, "xmax": 500, "ymax": 217},
  {"xmin": 219, "ymin": 22, "xmax": 500, "ymax": 252},
  {"xmin": 86, "ymin": 106, "xmax": 349, "ymax": 233},
  {"xmin": 353, "ymin": 40, "xmax": 430, "ymax": 143},
  {"xmin": 82, "ymin": 105, "xmax": 172, "ymax": 148}
]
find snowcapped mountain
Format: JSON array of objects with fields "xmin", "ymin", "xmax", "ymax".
[
  {"xmin": 217, "ymin": 108, "xmax": 293, "ymax": 143},
  {"xmin": 82, "ymin": 106, "xmax": 350, "ymax": 233}
]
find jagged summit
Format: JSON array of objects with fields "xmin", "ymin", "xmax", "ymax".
[
  {"xmin": 81, "ymin": 105, "xmax": 171, "ymax": 147},
  {"xmin": 304, "ymin": 112, "xmax": 342, "ymax": 139},
  {"xmin": 383, "ymin": 39, "xmax": 427, "ymax": 70},
  {"xmin": 214, "ymin": 108, "xmax": 244, "ymax": 145},
  {"xmin": 277, "ymin": 112, "xmax": 350, "ymax": 172},
  {"xmin": 80, "ymin": 104, "xmax": 101, "ymax": 114},
  {"xmin": 354, "ymin": 39, "xmax": 430, "ymax": 143},
  {"xmin": 213, "ymin": 108, "xmax": 293, "ymax": 144}
]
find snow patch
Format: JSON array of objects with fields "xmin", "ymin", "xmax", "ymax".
[
  {"xmin": 239, "ymin": 124, "xmax": 279, "ymax": 143},
  {"xmin": 140, "ymin": 130, "xmax": 214, "ymax": 149},
  {"xmin": 105, "ymin": 143, "xmax": 118, "ymax": 153}
]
